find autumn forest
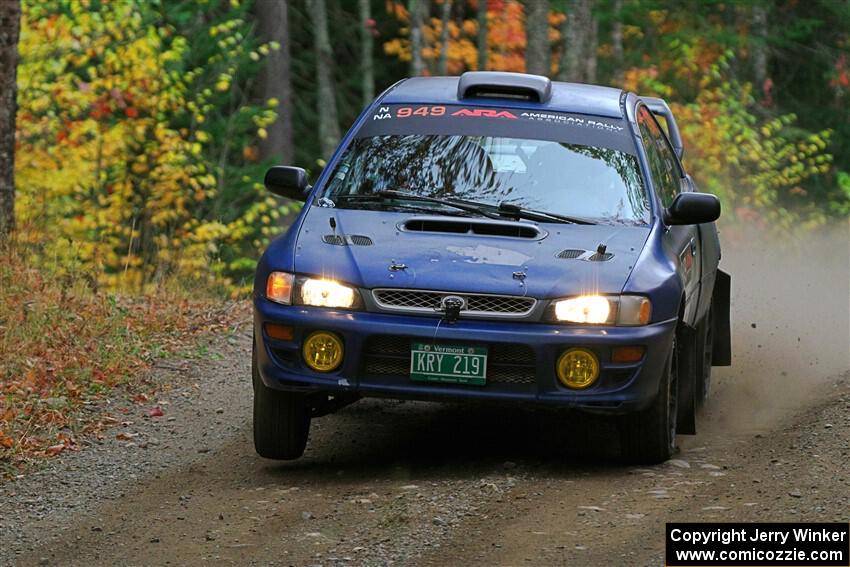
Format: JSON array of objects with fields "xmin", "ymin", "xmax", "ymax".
[{"xmin": 0, "ymin": 0, "xmax": 849, "ymax": 465}]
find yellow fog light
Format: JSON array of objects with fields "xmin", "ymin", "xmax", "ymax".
[
  {"xmin": 302, "ymin": 331, "xmax": 344, "ymax": 372},
  {"xmin": 556, "ymin": 348, "xmax": 600, "ymax": 389}
]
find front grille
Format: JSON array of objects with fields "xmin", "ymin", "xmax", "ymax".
[
  {"xmin": 374, "ymin": 289, "xmax": 442, "ymax": 310},
  {"xmin": 372, "ymin": 289, "xmax": 536, "ymax": 318},
  {"xmin": 361, "ymin": 336, "xmax": 537, "ymax": 385}
]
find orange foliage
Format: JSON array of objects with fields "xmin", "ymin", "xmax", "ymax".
[
  {"xmin": 384, "ymin": 0, "xmax": 567, "ymax": 75},
  {"xmin": 0, "ymin": 245, "xmax": 239, "ymax": 474}
]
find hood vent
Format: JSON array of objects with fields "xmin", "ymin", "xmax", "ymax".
[
  {"xmin": 556, "ymin": 249, "xmax": 615, "ymax": 262},
  {"xmin": 557, "ymin": 249, "xmax": 585, "ymax": 259},
  {"xmin": 322, "ymin": 234, "xmax": 374, "ymax": 246},
  {"xmin": 402, "ymin": 218, "xmax": 542, "ymax": 239}
]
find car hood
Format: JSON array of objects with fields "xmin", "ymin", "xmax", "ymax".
[{"xmin": 293, "ymin": 208, "xmax": 650, "ymax": 298}]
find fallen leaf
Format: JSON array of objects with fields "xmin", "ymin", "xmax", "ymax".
[
  {"xmin": 46, "ymin": 444, "xmax": 65, "ymax": 455},
  {"xmin": 148, "ymin": 406, "xmax": 164, "ymax": 417}
]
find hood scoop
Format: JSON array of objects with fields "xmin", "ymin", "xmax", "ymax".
[
  {"xmin": 322, "ymin": 234, "xmax": 374, "ymax": 246},
  {"xmin": 401, "ymin": 217, "xmax": 545, "ymax": 239},
  {"xmin": 556, "ymin": 248, "xmax": 614, "ymax": 262}
]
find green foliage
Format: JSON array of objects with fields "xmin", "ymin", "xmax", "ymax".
[{"xmin": 620, "ymin": 27, "xmax": 846, "ymax": 228}]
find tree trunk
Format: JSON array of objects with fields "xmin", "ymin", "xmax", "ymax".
[
  {"xmin": 611, "ymin": 0, "xmax": 624, "ymax": 85},
  {"xmin": 309, "ymin": 0, "xmax": 341, "ymax": 160},
  {"xmin": 359, "ymin": 0, "xmax": 375, "ymax": 106},
  {"xmin": 525, "ymin": 0, "xmax": 550, "ymax": 76},
  {"xmin": 476, "ymin": 0, "xmax": 487, "ymax": 70},
  {"xmin": 585, "ymin": 13, "xmax": 597, "ymax": 83},
  {"xmin": 409, "ymin": 0, "xmax": 425, "ymax": 76},
  {"xmin": 438, "ymin": 0, "xmax": 452, "ymax": 75},
  {"xmin": 0, "ymin": 0, "xmax": 21, "ymax": 239},
  {"xmin": 752, "ymin": 3, "xmax": 768, "ymax": 88},
  {"xmin": 562, "ymin": 0, "xmax": 592, "ymax": 82},
  {"xmin": 556, "ymin": 13, "xmax": 569, "ymax": 81},
  {"xmin": 255, "ymin": 0, "xmax": 294, "ymax": 164}
]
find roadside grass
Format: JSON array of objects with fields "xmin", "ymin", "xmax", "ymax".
[{"xmin": 0, "ymin": 243, "xmax": 245, "ymax": 476}]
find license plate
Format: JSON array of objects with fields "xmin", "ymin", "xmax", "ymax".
[{"xmin": 409, "ymin": 342, "xmax": 488, "ymax": 386}]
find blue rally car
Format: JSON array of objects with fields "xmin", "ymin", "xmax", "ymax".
[{"xmin": 253, "ymin": 72, "xmax": 731, "ymax": 464}]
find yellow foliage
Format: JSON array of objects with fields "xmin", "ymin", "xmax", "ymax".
[{"xmin": 15, "ymin": 1, "xmax": 284, "ymax": 294}]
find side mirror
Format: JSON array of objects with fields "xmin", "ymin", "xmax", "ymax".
[
  {"xmin": 664, "ymin": 192, "xmax": 720, "ymax": 225},
  {"xmin": 264, "ymin": 166, "xmax": 310, "ymax": 201}
]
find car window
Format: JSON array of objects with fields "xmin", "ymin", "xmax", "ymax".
[
  {"xmin": 322, "ymin": 105, "xmax": 652, "ymax": 225},
  {"xmin": 324, "ymin": 134, "xmax": 650, "ymax": 225},
  {"xmin": 636, "ymin": 105, "xmax": 681, "ymax": 208}
]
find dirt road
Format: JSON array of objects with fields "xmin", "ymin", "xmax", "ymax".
[
  {"xmin": 1, "ymin": 330, "xmax": 847, "ymax": 567},
  {"xmin": 2, "ymin": 227, "xmax": 848, "ymax": 567}
]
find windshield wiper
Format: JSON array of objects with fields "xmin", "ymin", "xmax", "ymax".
[
  {"xmin": 496, "ymin": 202, "xmax": 596, "ymax": 225},
  {"xmin": 334, "ymin": 190, "xmax": 501, "ymax": 219},
  {"xmin": 330, "ymin": 191, "xmax": 595, "ymax": 225}
]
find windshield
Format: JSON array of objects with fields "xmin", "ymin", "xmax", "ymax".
[{"xmin": 323, "ymin": 134, "xmax": 649, "ymax": 224}]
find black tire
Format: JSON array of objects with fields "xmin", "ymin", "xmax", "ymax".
[
  {"xmin": 619, "ymin": 336, "xmax": 678, "ymax": 464},
  {"xmin": 695, "ymin": 302, "xmax": 714, "ymax": 407},
  {"xmin": 252, "ymin": 343, "xmax": 310, "ymax": 460}
]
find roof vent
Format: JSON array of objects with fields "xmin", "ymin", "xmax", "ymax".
[{"xmin": 457, "ymin": 71, "xmax": 552, "ymax": 103}]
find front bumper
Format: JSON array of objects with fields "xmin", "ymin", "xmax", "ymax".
[{"xmin": 253, "ymin": 297, "xmax": 676, "ymax": 414}]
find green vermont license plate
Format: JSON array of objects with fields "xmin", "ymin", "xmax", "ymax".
[{"xmin": 409, "ymin": 342, "xmax": 488, "ymax": 386}]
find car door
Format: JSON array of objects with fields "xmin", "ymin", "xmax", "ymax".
[{"xmin": 636, "ymin": 105, "xmax": 701, "ymax": 327}]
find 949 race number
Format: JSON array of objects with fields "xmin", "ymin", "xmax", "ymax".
[
  {"xmin": 395, "ymin": 106, "xmax": 446, "ymax": 117},
  {"xmin": 370, "ymin": 105, "xmax": 521, "ymax": 122}
]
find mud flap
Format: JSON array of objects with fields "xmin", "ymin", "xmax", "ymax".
[
  {"xmin": 676, "ymin": 326, "xmax": 697, "ymax": 435},
  {"xmin": 712, "ymin": 270, "xmax": 732, "ymax": 366}
]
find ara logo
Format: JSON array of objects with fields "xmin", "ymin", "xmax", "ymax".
[{"xmin": 450, "ymin": 108, "xmax": 518, "ymax": 119}]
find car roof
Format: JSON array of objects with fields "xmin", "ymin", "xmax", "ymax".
[{"xmin": 381, "ymin": 75, "xmax": 626, "ymax": 119}]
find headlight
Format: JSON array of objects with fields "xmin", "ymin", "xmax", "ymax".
[
  {"xmin": 300, "ymin": 278, "xmax": 357, "ymax": 308},
  {"xmin": 551, "ymin": 295, "xmax": 651, "ymax": 326},
  {"xmin": 266, "ymin": 273, "xmax": 360, "ymax": 309},
  {"xmin": 554, "ymin": 295, "xmax": 612, "ymax": 324}
]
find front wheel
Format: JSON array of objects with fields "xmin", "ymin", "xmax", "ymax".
[
  {"xmin": 252, "ymin": 343, "xmax": 310, "ymax": 460},
  {"xmin": 618, "ymin": 336, "xmax": 678, "ymax": 464}
]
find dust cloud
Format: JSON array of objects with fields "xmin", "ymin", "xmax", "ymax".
[{"xmin": 703, "ymin": 221, "xmax": 850, "ymax": 435}]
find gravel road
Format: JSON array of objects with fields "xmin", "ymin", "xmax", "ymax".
[{"xmin": 2, "ymin": 227, "xmax": 848, "ymax": 567}]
